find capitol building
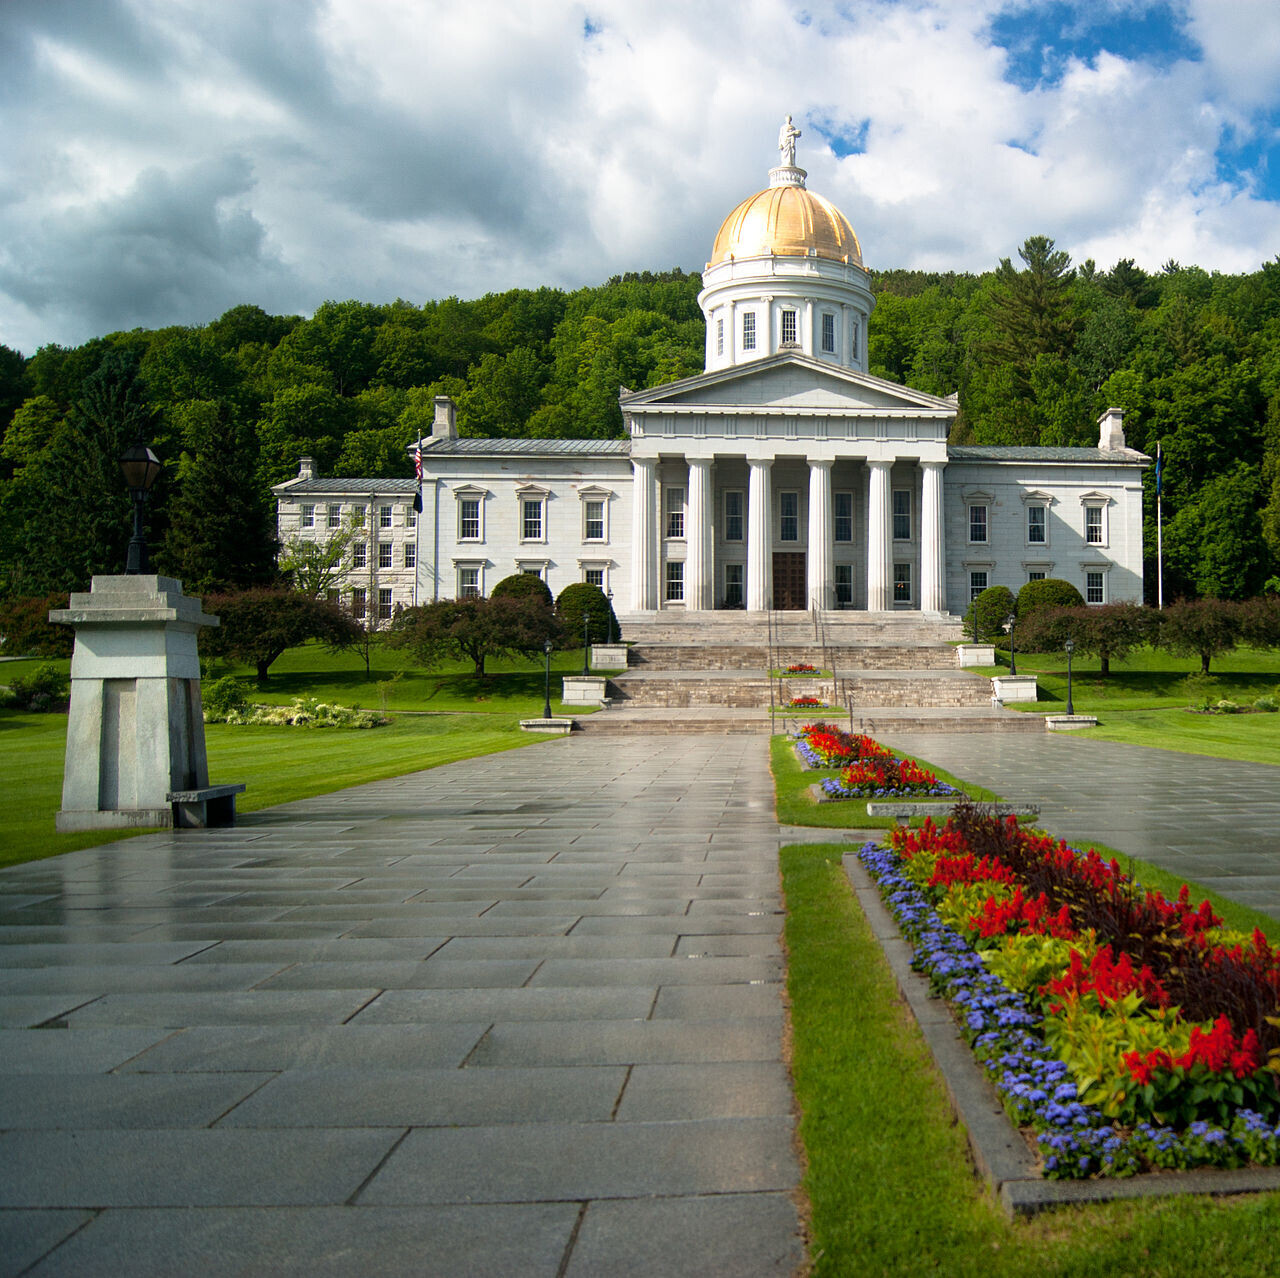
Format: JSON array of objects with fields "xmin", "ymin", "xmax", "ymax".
[{"xmin": 275, "ymin": 126, "xmax": 1148, "ymax": 622}]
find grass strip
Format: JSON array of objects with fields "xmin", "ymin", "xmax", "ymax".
[{"xmin": 781, "ymin": 839, "xmax": 1280, "ymax": 1275}]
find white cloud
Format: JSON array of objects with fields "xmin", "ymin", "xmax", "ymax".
[{"xmin": 1, "ymin": 0, "xmax": 1279, "ymax": 352}]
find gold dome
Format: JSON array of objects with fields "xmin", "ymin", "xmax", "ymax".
[{"xmin": 708, "ymin": 183, "xmax": 862, "ymax": 268}]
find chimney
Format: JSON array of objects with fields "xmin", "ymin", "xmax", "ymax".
[
  {"xmin": 433, "ymin": 396, "xmax": 458, "ymax": 439},
  {"xmin": 1097, "ymin": 407, "xmax": 1126, "ymax": 451},
  {"xmin": 298, "ymin": 456, "xmax": 315, "ymax": 480}
]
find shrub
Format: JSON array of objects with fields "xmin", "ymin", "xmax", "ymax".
[
  {"xmin": 1158, "ymin": 597, "xmax": 1242, "ymax": 675},
  {"xmin": 1214, "ymin": 700, "xmax": 1242, "ymax": 714},
  {"xmin": 555, "ymin": 582, "xmax": 617, "ymax": 646},
  {"xmin": 1016, "ymin": 577, "xmax": 1084, "ymax": 620},
  {"xmin": 5, "ymin": 663, "xmax": 69, "ymax": 712},
  {"xmin": 201, "ymin": 675, "xmax": 251, "ymax": 721},
  {"xmin": 490, "ymin": 572, "xmax": 553, "ymax": 607},
  {"xmin": 964, "ymin": 585, "xmax": 1015, "ymax": 642},
  {"xmin": 0, "ymin": 594, "xmax": 74, "ymax": 658},
  {"xmin": 1255, "ymin": 696, "xmax": 1279, "ymax": 713}
]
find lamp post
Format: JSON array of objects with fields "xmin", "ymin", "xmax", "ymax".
[
  {"xmin": 1064, "ymin": 637, "xmax": 1075, "ymax": 716},
  {"xmin": 1006, "ymin": 612, "xmax": 1018, "ymax": 676},
  {"xmin": 542, "ymin": 637, "xmax": 554, "ymax": 719},
  {"xmin": 582, "ymin": 610, "xmax": 591, "ymax": 676},
  {"xmin": 119, "ymin": 437, "xmax": 162, "ymax": 574},
  {"xmin": 606, "ymin": 589, "xmax": 615, "ymax": 643}
]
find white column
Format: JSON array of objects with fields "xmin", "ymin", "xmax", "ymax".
[
  {"xmin": 747, "ymin": 458, "xmax": 773, "ymax": 612},
  {"xmin": 807, "ymin": 459, "xmax": 833, "ymax": 611},
  {"xmin": 803, "ymin": 299, "xmax": 815, "ymax": 357},
  {"xmin": 920, "ymin": 460, "xmax": 946, "ymax": 613},
  {"xmin": 630, "ymin": 457, "xmax": 658, "ymax": 611},
  {"xmin": 686, "ymin": 458, "xmax": 713, "ymax": 611},
  {"xmin": 866, "ymin": 459, "xmax": 892, "ymax": 611}
]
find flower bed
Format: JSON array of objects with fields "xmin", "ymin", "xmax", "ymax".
[
  {"xmin": 794, "ymin": 722, "xmax": 894, "ymax": 769},
  {"xmin": 207, "ymin": 697, "xmax": 388, "ymax": 729},
  {"xmin": 788, "ymin": 695, "xmax": 825, "ymax": 708},
  {"xmin": 787, "ymin": 662, "xmax": 817, "ymax": 674},
  {"xmin": 821, "ymin": 758, "xmax": 958, "ymax": 800},
  {"xmin": 860, "ymin": 805, "xmax": 1280, "ymax": 1178}
]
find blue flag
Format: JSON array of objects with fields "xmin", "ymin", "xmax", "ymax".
[{"xmin": 1155, "ymin": 445, "xmax": 1163, "ymax": 497}]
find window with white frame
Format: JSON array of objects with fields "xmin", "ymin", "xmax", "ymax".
[
  {"xmin": 583, "ymin": 499, "xmax": 606, "ymax": 541},
  {"xmin": 850, "ymin": 320, "xmax": 860, "ymax": 362},
  {"xmin": 969, "ymin": 570, "xmax": 988, "ymax": 601},
  {"xmin": 1027, "ymin": 504, "xmax": 1047, "ymax": 544},
  {"xmin": 583, "ymin": 567, "xmax": 604, "ymax": 588},
  {"xmin": 378, "ymin": 542, "xmax": 393, "ymax": 569},
  {"xmin": 520, "ymin": 494, "xmax": 545, "ymax": 542},
  {"xmin": 779, "ymin": 490, "xmax": 799, "ymax": 542},
  {"xmin": 377, "ymin": 588, "xmax": 393, "ymax": 621},
  {"xmin": 326, "ymin": 588, "xmax": 340, "ymax": 605},
  {"xmin": 457, "ymin": 565, "xmax": 481, "ymax": 597},
  {"xmin": 742, "ymin": 312, "xmax": 756, "ymax": 351},
  {"xmin": 835, "ymin": 563, "xmax": 853, "ymax": 605},
  {"xmin": 1085, "ymin": 504, "xmax": 1105, "ymax": 545},
  {"xmin": 781, "ymin": 309, "xmax": 797, "ymax": 344},
  {"xmin": 1086, "ymin": 571, "xmax": 1105, "ymax": 604},
  {"xmin": 406, "ymin": 506, "xmax": 417, "ymax": 529},
  {"xmin": 893, "ymin": 563, "xmax": 912, "ymax": 603},
  {"xmin": 458, "ymin": 496, "xmax": 481, "ymax": 540},
  {"xmin": 724, "ymin": 563, "xmax": 744, "ymax": 607},
  {"xmin": 968, "ymin": 505, "xmax": 988, "ymax": 544},
  {"xmin": 326, "ymin": 503, "xmax": 341, "ymax": 529},
  {"xmin": 1028, "ymin": 570, "xmax": 1045, "ymax": 582},
  {"xmin": 834, "ymin": 491, "xmax": 853, "ymax": 542},
  {"xmin": 892, "ymin": 489, "xmax": 911, "ymax": 540},
  {"xmin": 378, "ymin": 505, "xmax": 392, "ymax": 529},
  {"xmin": 352, "ymin": 505, "xmax": 366, "ymax": 528},
  {"xmin": 665, "ymin": 486, "xmax": 685, "ymax": 539},
  {"xmin": 518, "ymin": 562, "xmax": 546, "ymax": 581},
  {"xmin": 716, "ymin": 317, "xmax": 724, "ymax": 356},
  {"xmin": 350, "ymin": 587, "xmax": 367, "ymax": 619},
  {"xmin": 301, "ymin": 504, "xmax": 315, "ymax": 528},
  {"xmin": 665, "ymin": 560, "xmax": 684, "ymax": 602},
  {"xmin": 725, "ymin": 490, "xmax": 744, "ymax": 541},
  {"xmin": 404, "ymin": 543, "xmax": 416, "ymax": 568},
  {"xmin": 352, "ymin": 542, "xmax": 367, "ymax": 569},
  {"xmin": 821, "ymin": 312, "xmax": 836, "ymax": 353}
]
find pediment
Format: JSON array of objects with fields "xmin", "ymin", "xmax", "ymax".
[{"xmin": 620, "ymin": 354, "xmax": 955, "ymax": 416}]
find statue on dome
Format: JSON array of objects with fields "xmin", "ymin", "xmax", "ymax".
[{"xmin": 778, "ymin": 115, "xmax": 801, "ymax": 167}]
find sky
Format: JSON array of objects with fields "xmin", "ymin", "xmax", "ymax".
[{"xmin": 2, "ymin": 0, "xmax": 1279, "ymax": 354}]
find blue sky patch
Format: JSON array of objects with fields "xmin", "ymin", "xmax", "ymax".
[
  {"xmin": 811, "ymin": 117, "xmax": 870, "ymax": 159},
  {"xmin": 1216, "ymin": 112, "xmax": 1280, "ymax": 201}
]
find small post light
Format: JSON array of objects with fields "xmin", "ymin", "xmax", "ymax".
[
  {"xmin": 1064, "ymin": 637, "xmax": 1075, "ymax": 716},
  {"xmin": 582, "ymin": 610, "xmax": 591, "ymax": 676},
  {"xmin": 542, "ymin": 637, "xmax": 554, "ymax": 720},
  {"xmin": 606, "ymin": 588, "xmax": 615, "ymax": 643},
  {"xmin": 1006, "ymin": 612, "xmax": 1018, "ymax": 676},
  {"xmin": 119, "ymin": 437, "xmax": 162, "ymax": 574}
]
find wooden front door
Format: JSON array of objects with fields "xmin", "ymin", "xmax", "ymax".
[{"xmin": 773, "ymin": 552, "xmax": 806, "ymax": 610}]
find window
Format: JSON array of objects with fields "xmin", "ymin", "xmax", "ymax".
[
  {"xmin": 835, "ymin": 564, "xmax": 853, "ymax": 605},
  {"xmin": 822, "ymin": 312, "xmax": 836, "ymax": 354},
  {"xmin": 378, "ymin": 505, "xmax": 393, "ymax": 529},
  {"xmin": 352, "ymin": 542, "xmax": 367, "ymax": 569},
  {"xmin": 1085, "ymin": 505, "xmax": 1104, "ymax": 545},
  {"xmin": 969, "ymin": 571, "xmax": 988, "ymax": 602},
  {"xmin": 584, "ymin": 499, "xmax": 605, "ymax": 541},
  {"xmin": 834, "ymin": 492, "xmax": 853, "ymax": 543},
  {"xmin": 352, "ymin": 505, "xmax": 366, "ymax": 528},
  {"xmin": 301, "ymin": 504, "xmax": 315, "ymax": 528},
  {"xmin": 457, "ymin": 566, "xmax": 480, "ymax": 597},
  {"xmin": 892, "ymin": 490, "xmax": 911, "ymax": 540},
  {"xmin": 724, "ymin": 490, "xmax": 744, "ymax": 542},
  {"xmin": 724, "ymin": 563, "xmax": 744, "ymax": 607},
  {"xmin": 326, "ymin": 503, "xmax": 341, "ymax": 529},
  {"xmin": 378, "ymin": 542, "xmax": 393, "ymax": 569},
  {"xmin": 584, "ymin": 567, "xmax": 604, "ymax": 587},
  {"xmin": 716, "ymin": 317, "xmax": 724, "ymax": 356},
  {"xmin": 665, "ymin": 487, "xmax": 685, "ymax": 539},
  {"xmin": 665, "ymin": 561, "xmax": 684, "ymax": 602},
  {"xmin": 459, "ymin": 497, "xmax": 481, "ymax": 540},
  {"xmin": 1027, "ymin": 505, "xmax": 1047, "ymax": 544},
  {"xmin": 350, "ymin": 587, "xmax": 367, "ymax": 620},
  {"xmin": 779, "ymin": 490, "xmax": 799, "ymax": 542},
  {"xmin": 781, "ymin": 309, "xmax": 797, "ymax": 344},
  {"xmin": 1028, "ymin": 570, "xmax": 1045, "ymax": 582},
  {"xmin": 406, "ymin": 506, "xmax": 417, "ymax": 529},
  {"xmin": 404, "ymin": 543, "xmax": 416, "ymax": 569},
  {"xmin": 377, "ymin": 588, "xmax": 393, "ymax": 621},
  {"xmin": 1086, "ymin": 571, "xmax": 1105, "ymax": 604},
  {"xmin": 893, "ymin": 563, "xmax": 912, "ymax": 603},
  {"xmin": 742, "ymin": 312, "xmax": 756, "ymax": 351},
  {"xmin": 326, "ymin": 589, "xmax": 340, "ymax": 605},
  {"xmin": 522, "ymin": 498, "xmax": 543, "ymax": 541},
  {"xmin": 968, "ymin": 505, "xmax": 988, "ymax": 543},
  {"xmin": 850, "ymin": 320, "xmax": 860, "ymax": 362}
]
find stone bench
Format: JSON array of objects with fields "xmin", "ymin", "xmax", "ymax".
[
  {"xmin": 167, "ymin": 783, "xmax": 246, "ymax": 829},
  {"xmin": 865, "ymin": 800, "xmax": 1040, "ymax": 825}
]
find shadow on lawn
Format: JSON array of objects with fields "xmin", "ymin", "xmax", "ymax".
[{"xmin": 247, "ymin": 667, "xmax": 555, "ymax": 704}]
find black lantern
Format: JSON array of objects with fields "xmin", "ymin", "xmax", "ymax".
[
  {"xmin": 1064, "ymin": 637, "xmax": 1075, "ymax": 717},
  {"xmin": 542, "ymin": 637, "xmax": 554, "ymax": 720},
  {"xmin": 120, "ymin": 438, "xmax": 162, "ymax": 574},
  {"xmin": 1006, "ymin": 612, "xmax": 1018, "ymax": 676},
  {"xmin": 582, "ymin": 610, "xmax": 591, "ymax": 676},
  {"xmin": 606, "ymin": 588, "xmax": 616, "ymax": 643}
]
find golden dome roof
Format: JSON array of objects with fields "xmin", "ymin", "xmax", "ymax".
[{"xmin": 708, "ymin": 182, "xmax": 862, "ymax": 268}]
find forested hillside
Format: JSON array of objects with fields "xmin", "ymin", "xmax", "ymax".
[{"xmin": 1, "ymin": 245, "xmax": 1278, "ymax": 602}]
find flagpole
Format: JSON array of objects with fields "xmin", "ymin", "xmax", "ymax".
[
  {"xmin": 1156, "ymin": 441, "xmax": 1163, "ymax": 610},
  {"xmin": 413, "ymin": 439, "xmax": 424, "ymax": 608}
]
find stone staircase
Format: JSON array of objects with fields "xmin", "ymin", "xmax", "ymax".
[{"xmin": 578, "ymin": 610, "xmax": 1042, "ymax": 736}]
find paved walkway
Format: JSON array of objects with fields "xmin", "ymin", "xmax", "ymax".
[
  {"xmin": 0, "ymin": 737, "xmax": 805, "ymax": 1277},
  {"xmin": 883, "ymin": 732, "xmax": 1280, "ymax": 918}
]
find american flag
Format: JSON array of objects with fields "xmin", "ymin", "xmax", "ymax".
[{"xmin": 413, "ymin": 441, "xmax": 423, "ymax": 482}]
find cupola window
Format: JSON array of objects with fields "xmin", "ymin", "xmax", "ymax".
[
  {"xmin": 821, "ymin": 313, "xmax": 835, "ymax": 353},
  {"xmin": 742, "ymin": 312, "xmax": 756, "ymax": 351},
  {"xmin": 781, "ymin": 309, "xmax": 797, "ymax": 345}
]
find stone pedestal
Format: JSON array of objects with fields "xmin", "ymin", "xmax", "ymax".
[
  {"xmin": 991, "ymin": 675, "xmax": 1038, "ymax": 702},
  {"xmin": 590, "ymin": 644, "xmax": 628, "ymax": 669},
  {"xmin": 50, "ymin": 576, "xmax": 230, "ymax": 832},
  {"xmin": 561, "ymin": 676, "xmax": 608, "ymax": 707}
]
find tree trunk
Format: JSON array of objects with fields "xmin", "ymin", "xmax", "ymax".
[
  {"xmin": 1201, "ymin": 652, "xmax": 1211, "ymax": 674},
  {"xmin": 256, "ymin": 660, "xmax": 270, "ymax": 685},
  {"xmin": 474, "ymin": 653, "xmax": 485, "ymax": 677}
]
